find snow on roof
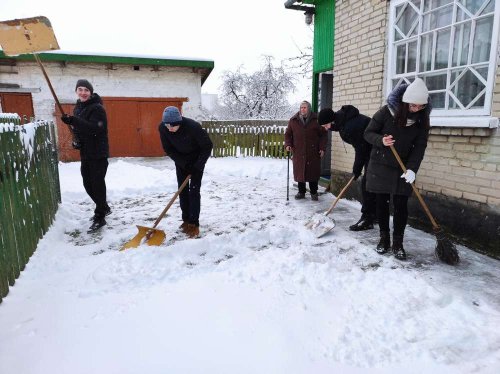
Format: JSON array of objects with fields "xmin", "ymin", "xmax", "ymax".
[{"xmin": 43, "ymin": 50, "xmax": 214, "ymax": 64}]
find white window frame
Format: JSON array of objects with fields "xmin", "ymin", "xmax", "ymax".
[{"xmin": 387, "ymin": 0, "xmax": 500, "ymax": 128}]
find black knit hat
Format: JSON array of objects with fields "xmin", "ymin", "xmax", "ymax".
[
  {"xmin": 318, "ymin": 108, "xmax": 335, "ymax": 126},
  {"xmin": 75, "ymin": 79, "xmax": 93, "ymax": 94}
]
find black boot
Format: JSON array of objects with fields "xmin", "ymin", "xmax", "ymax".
[
  {"xmin": 376, "ymin": 231, "xmax": 390, "ymax": 254},
  {"xmin": 88, "ymin": 216, "xmax": 106, "ymax": 233},
  {"xmin": 294, "ymin": 192, "xmax": 306, "ymax": 200},
  {"xmin": 89, "ymin": 207, "xmax": 111, "ymax": 221},
  {"xmin": 392, "ymin": 235, "xmax": 407, "ymax": 260},
  {"xmin": 349, "ymin": 214, "xmax": 374, "ymax": 231}
]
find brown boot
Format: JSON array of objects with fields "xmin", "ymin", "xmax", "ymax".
[
  {"xmin": 185, "ymin": 224, "xmax": 200, "ymax": 238},
  {"xmin": 179, "ymin": 221, "xmax": 189, "ymax": 232}
]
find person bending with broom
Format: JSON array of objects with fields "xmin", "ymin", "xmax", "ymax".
[
  {"xmin": 364, "ymin": 78, "xmax": 431, "ymax": 260},
  {"xmin": 158, "ymin": 107, "xmax": 213, "ymax": 238}
]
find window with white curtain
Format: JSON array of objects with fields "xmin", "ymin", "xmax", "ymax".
[{"xmin": 388, "ymin": 0, "xmax": 499, "ymax": 122}]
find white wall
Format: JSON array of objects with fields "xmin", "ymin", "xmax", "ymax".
[{"xmin": 0, "ymin": 61, "xmax": 204, "ymax": 121}]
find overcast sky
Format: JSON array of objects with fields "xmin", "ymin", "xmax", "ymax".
[{"xmin": 0, "ymin": 0, "xmax": 314, "ymax": 104}]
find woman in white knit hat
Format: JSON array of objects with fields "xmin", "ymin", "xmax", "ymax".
[{"xmin": 363, "ymin": 78, "xmax": 431, "ymax": 260}]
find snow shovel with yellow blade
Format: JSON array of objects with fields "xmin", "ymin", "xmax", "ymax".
[
  {"xmin": 120, "ymin": 175, "xmax": 191, "ymax": 251},
  {"xmin": 0, "ymin": 16, "xmax": 63, "ymax": 112},
  {"xmin": 305, "ymin": 176, "xmax": 355, "ymax": 238},
  {"xmin": 0, "ymin": 16, "xmax": 79, "ymax": 145}
]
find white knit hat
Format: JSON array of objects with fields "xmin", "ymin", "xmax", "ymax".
[{"xmin": 402, "ymin": 78, "xmax": 429, "ymax": 105}]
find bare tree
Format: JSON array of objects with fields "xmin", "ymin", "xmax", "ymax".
[
  {"xmin": 285, "ymin": 44, "xmax": 313, "ymax": 79},
  {"xmin": 214, "ymin": 56, "xmax": 297, "ymax": 120},
  {"xmin": 283, "ymin": 28, "xmax": 314, "ymax": 79}
]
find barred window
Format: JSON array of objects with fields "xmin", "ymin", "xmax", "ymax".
[{"xmin": 388, "ymin": 0, "xmax": 499, "ymax": 119}]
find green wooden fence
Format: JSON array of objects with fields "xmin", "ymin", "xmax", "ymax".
[
  {"xmin": 202, "ymin": 120, "xmax": 288, "ymax": 158},
  {"xmin": 0, "ymin": 114, "xmax": 60, "ymax": 303}
]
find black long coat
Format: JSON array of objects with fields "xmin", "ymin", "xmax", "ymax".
[
  {"xmin": 72, "ymin": 93, "xmax": 109, "ymax": 160},
  {"xmin": 364, "ymin": 106, "xmax": 429, "ymax": 196},
  {"xmin": 284, "ymin": 112, "xmax": 327, "ymax": 183}
]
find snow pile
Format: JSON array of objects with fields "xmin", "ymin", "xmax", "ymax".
[
  {"xmin": 0, "ymin": 118, "xmax": 47, "ymax": 162},
  {"xmin": 0, "ymin": 157, "xmax": 499, "ymax": 374}
]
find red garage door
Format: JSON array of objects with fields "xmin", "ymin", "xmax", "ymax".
[
  {"xmin": 0, "ymin": 92, "xmax": 35, "ymax": 120},
  {"xmin": 56, "ymin": 97, "xmax": 187, "ymax": 161}
]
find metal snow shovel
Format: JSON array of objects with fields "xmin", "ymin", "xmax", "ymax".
[
  {"xmin": 120, "ymin": 175, "xmax": 191, "ymax": 251},
  {"xmin": 389, "ymin": 145, "xmax": 459, "ymax": 265},
  {"xmin": 0, "ymin": 16, "xmax": 78, "ymax": 145},
  {"xmin": 305, "ymin": 176, "xmax": 355, "ymax": 238}
]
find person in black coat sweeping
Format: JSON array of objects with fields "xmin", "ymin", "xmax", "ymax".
[
  {"xmin": 61, "ymin": 79, "xmax": 110, "ymax": 233},
  {"xmin": 364, "ymin": 78, "xmax": 431, "ymax": 260},
  {"xmin": 318, "ymin": 105, "xmax": 376, "ymax": 231},
  {"xmin": 158, "ymin": 106, "xmax": 213, "ymax": 238}
]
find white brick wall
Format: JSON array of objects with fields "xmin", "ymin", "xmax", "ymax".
[
  {"xmin": 331, "ymin": 0, "xmax": 388, "ymax": 178},
  {"xmin": 331, "ymin": 0, "xmax": 500, "ymax": 211},
  {"xmin": 0, "ymin": 61, "xmax": 204, "ymax": 121}
]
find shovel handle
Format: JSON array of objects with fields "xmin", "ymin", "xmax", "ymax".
[
  {"xmin": 151, "ymin": 175, "xmax": 191, "ymax": 229},
  {"xmin": 388, "ymin": 145, "xmax": 439, "ymax": 229},
  {"xmin": 325, "ymin": 176, "xmax": 355, "ymax": 216},
  {"xmin": 33, "ymin": 54, "xmax": 79, "ymax": 142},
  {"xmin": 33, "ymin": 53, "xmax": 66, "ymax": 116}
]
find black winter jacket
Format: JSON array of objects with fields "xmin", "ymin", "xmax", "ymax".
[
  {"xmin": 364, "ymin": 88, "xmax": 430, "ymax": 196},
  {"xmin": 329, "ymin": 105, "xmax": 372, "ymax": 176},
  {"xmin": 72, "ymin": 93, "xmax": 109, "ymax": 160},
  {"xmin": 158, "ymin": 117, "xmax": 213, "ymax": 172}
]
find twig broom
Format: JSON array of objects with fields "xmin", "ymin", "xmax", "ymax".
[{"xmin": 389, "ymin": 145, "xmax": 459, "ymax": 265}]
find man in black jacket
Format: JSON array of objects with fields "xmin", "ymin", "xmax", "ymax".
[
  {"xmin": 61, "ymin": 79, "xmax": 110, "ymax": 233},
  {"xmin": 158, "ymin": 106, "xmax": 213, "ymax": 238},
  {"xmin": 318, "ymin": 105, "xmax": 376, "ymax": 231}
]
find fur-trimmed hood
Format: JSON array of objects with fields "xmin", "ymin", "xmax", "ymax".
[{"xmin": 387, "ymin": 83, "xmax": 433, "ymax": 115}]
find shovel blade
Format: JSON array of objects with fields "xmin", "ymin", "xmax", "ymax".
[
  {"xmin": 0, "ymin": 16, "xmax": 60, "ymax": 56},
  {"xmin": 305, "ymin": 213, "xmax": 336, "ymax": 238},
  {"xmin": 120, "ymin": 225, "xmax": 166, "ymax": 251}
]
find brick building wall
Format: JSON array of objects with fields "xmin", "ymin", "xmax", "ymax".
[
  {"xmin": 330, "ymin": 0, "xmax": 500, "ymax": 257},
  {"xmin": 331, "ymin": 0, "xmax": 388, "ymax": 177}
]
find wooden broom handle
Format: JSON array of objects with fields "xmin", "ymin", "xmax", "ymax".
[
  {"xmin": 151, "ymin": 175, "xmax": 191, "ymax": 229},
  {"xmin": 388, "ymin": 145, "xmax": 439, "ymax": 229},
  {"xmin": 325, "ymin": 176, "xmax": 355, "ymax": 216}
]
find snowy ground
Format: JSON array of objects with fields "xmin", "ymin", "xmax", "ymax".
[{"xmin": 1, "ymin": 157, "xmax": 499, "ymax": 374}]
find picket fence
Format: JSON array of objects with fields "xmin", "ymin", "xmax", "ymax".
[
  {"xmin": 0, "ymin": 114, "xmax": 60, "ymax": 303},
  {"xmin": 202, "ymin": 120, "xmax": 288, "ymax": 158}
]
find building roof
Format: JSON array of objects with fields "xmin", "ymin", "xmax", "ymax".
[{"xmin": 0, "ymin": 50, "xmax": 214, "ymax": 85}]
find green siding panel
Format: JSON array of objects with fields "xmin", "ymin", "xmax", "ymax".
[
  {"xmin": 0, "ymin": 51, "xmax": 213, "ymax": 69},
  {"xmin": 313, "ymin": 0, "xmax": 335, "ymax": 73}
]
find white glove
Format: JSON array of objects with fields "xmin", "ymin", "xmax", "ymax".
[{"xmin": 401, "ymin": 170, "xmax": 416, "ymax": 184}]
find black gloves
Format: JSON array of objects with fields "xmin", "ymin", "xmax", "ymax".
[
  {"xmin": 352, "ymin": 171, "xmax": 361, "ymax": 180},
  {"xmin": 61, "ymin": 114, "xmax": 74, "ymax": 125}
]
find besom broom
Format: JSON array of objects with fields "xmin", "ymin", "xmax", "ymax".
[{"xmin": 389, "ymin": 145, "xmax": 459, "ymax": 265}]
